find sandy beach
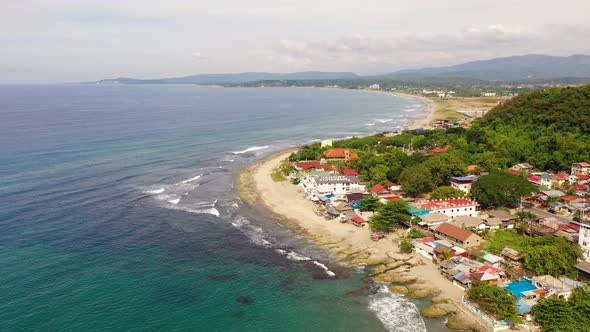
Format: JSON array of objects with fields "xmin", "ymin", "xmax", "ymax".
[{"xmin": 238, "ymin": 149, "xmax": 491, "ymax": 331}]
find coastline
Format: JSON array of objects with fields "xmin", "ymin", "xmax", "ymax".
[{"xmin": 237, "ymin": 148, "xmax": 491, "ymax": 332}]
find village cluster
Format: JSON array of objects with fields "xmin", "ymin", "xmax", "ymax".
[{"xmin": 287, "ymin": 145, "xmax": 590, "ymax": 325}]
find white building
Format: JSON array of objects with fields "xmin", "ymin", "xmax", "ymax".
[
  {"xmin": 576, "ymin": 222, "xmax": 590, "ymax": 262},
  {"xmin": 304, "ymin": 176, "xmax": 365, "ymax": 199},
  {"xmin": 414, "ymin": 198, "xmax": 479, "ymax": 218},
  {"xmin": 450, "ymin": 176, "xmax": 478, "ymax": 194},
  {"xmin": 369, "ymin": 84, "xmax": 381, "ymax": 90}
]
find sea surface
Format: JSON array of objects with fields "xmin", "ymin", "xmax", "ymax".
[{"xmin": 0, "ymin": 85, "xmax": 451, "ymax": 331}]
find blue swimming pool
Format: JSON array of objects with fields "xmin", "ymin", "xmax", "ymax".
[{"xmin": 504, "ymin": 279, "xmax": 538, "ymax": 298}]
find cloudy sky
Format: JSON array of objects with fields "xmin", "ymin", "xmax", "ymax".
[{"xmin": 2, "ymin": 0, "xmax": 590, "ymax": 83}]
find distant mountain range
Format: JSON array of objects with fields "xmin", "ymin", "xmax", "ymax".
[
  {"xmin": 383, "ymin": 54, "xmax": 590, "ymax": 81},
  {"xmin": 95, "ymin": 71, "xmax": 360, "ymax": 85},
  {"xmin": 93, "ymin": 54, "xmax": 590, "ymax": 85}
]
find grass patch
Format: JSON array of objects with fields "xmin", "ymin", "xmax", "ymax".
[
  {"xmin": 484, "ymin": 229, "xmax": 528, "ymax": 254},
  {"xmin": 270, "ymin": 170, "xmax": 287, "ymax": 182}
]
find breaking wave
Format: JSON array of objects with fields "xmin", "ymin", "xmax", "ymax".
[
  {"xmin": 368, "ymin": 286, "xmax": 426, "ymax": 332},
  {"xmin": 233, "ymin": 146, "xmax": 269, "ymax": 154},
  {"xmin": 312, "ymin": 261, "xmax": 336, "ymax": 277},
  {"xmin": 143, "ymin": 188, "xmax": 165, "ymax": 194},
  {"xmin": 179, "ymin": 174, "xmax": 202, "ymax": 184}
]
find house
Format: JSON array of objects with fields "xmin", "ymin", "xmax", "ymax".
[
  {"xmin": 551, "ymin": 173, "xmax": 570, "ymax": 187},
  {"xmin": 501, "ymin": 247, "xmax": 521, "ymax": 262},
  {"xmin": 350, "ymin": 215, "xmax": 367, "ymax": 227},
  {"xmin": 471, "ymin": 271, "xmax": 499, "ymax": 285},
  {"xmin": 345, "ymin": 193, "xmax": 365, "ymax": 202},
  {"xmin": 483, "ymin": 210, "xmax": 517, "ymax": 229},
  {"xmin": 432, "ymin": 223, "xmax": 482, "ymax": 248},
  {"xmin": 452, "ymin": 215, "xmax": 485, "ymax": 230},
  {"xmin": 572, "ymin": 162, "xmax": 590, "ymax": 176},
  {"xmin": 371, "ymin": 184, "xmax": 390, "ymax": 196},
  {"xmin": 414, "ymin": 198, "xmax": 479, "ymax": 218},
  {"xmin": 576, "ymin": 261, "xmax": 590, "ymax": 280},
  {"xmin": 481, "ymin": 253, "xmax": 504, "ymax": 268},
  {"xmin": 293, "ymin": 161, "xmax": 321, "ymax": 171},
  {"xmin": 388, "ymin": 181, "xmax": 402, "ymax": 192},
  {"xmin": 450, "ymin": 176, "xmax": 478, "ymax": 194},
  {"xmin": 419, "ymin": 212, "xmax": 450, "ymax": 229},
  {"xmin": 531, "ymin": 275, "xmax": 574, "ymax": 299},
  {"xmin": 323, "ymin": 148, "xmax": 358, "ymax": 161},
  {"xmin": 574, "ymin": 221, "xmax": 590, "ymax": 261},
  {"xmin": 511, "ymin": 163, "xmax": 534, "ymax": 173},
  {"xmin": 527, "ymin": 173, "xmax": 552, "ymax": 188},
  {"xmin": 342, "ymin": 167, "xmax": 359, "ymax": 176}
]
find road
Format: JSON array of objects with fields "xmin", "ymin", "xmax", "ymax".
[{"xmin": 522, "ymin": 206, "xmax": 573, "ymax": 223}]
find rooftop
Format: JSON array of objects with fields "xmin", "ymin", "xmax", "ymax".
[
  {"xmin": 434, "ymin": 222, "xmax": 478, "ymax": 242},
  {"xmin": 314, "ymin": 176, "xmax": 360, "ymax": 184},
  {"xmin": 417, "ymin": 198, "xmax": 478, "ymax": 210}
]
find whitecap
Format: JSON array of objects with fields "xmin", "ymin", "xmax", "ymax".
[
  {"xmin": 312, "ymin": 261, "xmax": 336, "ymax": 277},
  {"xmin": 368, "ymin": 286, "xmax": 426, "ymax": 332},
  {"xmin": 144, "ymin": 188, "xmax": 165, "ymax": 194},
  {"xmin": 168, "ymin": 198, "xmax": 181, "ymax": 205},
  {"xmin": 376, "ymin": 119, "xmax": 393, "ymax": 123},
  {"xmin": 286, "ymin": 251, "xmax": 311, "ymax": 261},
  {"xmin": 179, "ymin": 174, "xmax": 202, "ymax": 184},
  {"xmin": 233, "ymin": 146, "xmax": 269, "ymax": 154},
  {"xmin": 365, "ymin": 123, "xmax": 376, "ymax": 126}
]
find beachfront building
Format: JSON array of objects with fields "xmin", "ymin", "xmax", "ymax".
[
  {"xmin": 576, "ymin": 222, "xmax": 590, "ymax": 261},
  {"xmin": 414, "ymin": 198, "xmax": 479, "ymax": 218},
  {"xmin": 322, "ymin": 148, "xmax": 358, "ymax": 161},
  {"xmin": 450, "ymin": 176, "xmax": 477, "ymax": 194},
  {"xmin": 307, "ymin": 175, "xmax": 364, "ymax": 197},
  {"xmin": 572, "ymin": 162, "xmax": 590, "ymax": 176},
  {"xmin": 432, "ymin": 222, "xmax": 482, "ymax": 248},
  {"xmin": 418, "ymin": 212, "xmax": 450, "ymax": 229}
]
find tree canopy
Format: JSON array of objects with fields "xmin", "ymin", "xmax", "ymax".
[
  {"xmin": 467, "ymin": 281, "xmax": 521, "ymax": 323},
  {"xmin": 370, "ymin": 199, "xmax": 411, "ymax": 231},
  {"xmin": 532, "ymin": 287, "xmax": 590, "ymax": 332},
  {"xmin": 471, "ymin": 172, "xmax": 537, "ymax": 208},
  {"xmin": 399, "ymin": 164, "xmax": 434, "ymax": 197},
  {"xmin": 429, "ymin": 186, "xmax": 466, "ymax": 200},
  {"xmin": 521, "ymin": 236, "xmax": 583, "ymax": 277},
  {"xmin": 357, "ymin": 195, "xmax": 381, "ymax": 212}
]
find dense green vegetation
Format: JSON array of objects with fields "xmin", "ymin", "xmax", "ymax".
[
  {"xmin": 429, "ymin": 186, "xmax": 466, "ymax": 200},
  {"xmin": 467, "ymin": 281, "xmax": 521, "ymax": 323},
  {"xmin": 357, "ymin": 196, "xmax": 381, "ymax": 212},
  {"xmin": 369, "ymin": 200, "xmax": 411, "ymax": 231},
  {"xmin": 485, "ymin": 230, "xmax": 583, "ymax": 277},
  {"xmin": 532, "ymin": 287, "xmax": 590, "ymax": 332},
  {"xmin": 471, "ymin": 172, "xmax": 538, "ymax": 208}
]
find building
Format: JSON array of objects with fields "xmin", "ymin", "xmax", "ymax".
[
  {"xmin": 419, "ymin": 212, "xmax": 450, "ymax": 229},
  {"xmin": 371, "ymin": 184, "xmax": 390, "ymax": 196},
  {"xmin": 452, "ymin": 215, "xmax": 485, "ymax": 230},
  {"xmin": 414, "ymin": 198, "xmax": 479, "ymax": 218},
  {"xmin": 572, "ymin": 162, "xmax": 590, "ymax": 176},
  {"xmin": 293, "ymin": 161, "xmax": 321, "ymax": 171},
  {"xmin": 575, "ymin": 221, "xmax": 590, "ymax": 261},
  {"xmin": 483, "ymin": 210, "xmax": 516, "ymax": 229},
  {"xmin": 450, "ymin": 176, "xmax": 478, "ymax": 194},
  {"xmin": 323, "ymin": 148, "xmax": 358, "ymax": 161},
  {"xmin": 531, "ymin": 275, "xmax": 574, "ymax": 299},
  {"xmin": 310, "ymin": 176, "xmax": 365, "ymax": 195},
  {"xmin": 432, "ymin": 222, "xmax": 482, "ymax": 248},
  {"xmin": 511, "ymin": 163, "xmax": 534, "ymax": 173}
]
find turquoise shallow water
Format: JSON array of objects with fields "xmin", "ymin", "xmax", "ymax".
[{"xmin": 0, "ymin": 85, "xmax": 449, "ymax": 331}]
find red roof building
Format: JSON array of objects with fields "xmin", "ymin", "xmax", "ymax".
[
  {"xmin": 554, "ymin": 173, "xmax": 569, "ymax": 180},
  {"xmin": 431, "ymin": 147, "xmax": 449, "ymax": 153},
  {"xmin": 351, "ymin": 215, "xmax": 366, "ymax": 226},
  {"xmin": 343, "ymin": 167, "xmax": 359, "ymax": 176},
  {"xmin": 320, "ymin": 165, "xmax": 338, "ymax": 172},
  {"xmin": 571, "ymin": 184, "xmax": 588, "ymax": 191},
  {"xmin": 371, "ymin": 184, "xmax": 389, "ymax": 195},
  {"xmin": 294, "ymin": 161, "xmax": 321, "ymax": 171}
]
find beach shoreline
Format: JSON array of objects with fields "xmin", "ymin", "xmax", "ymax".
[{"xmin": 237, "ymin": 148, "xmax": 491, "ymax": 331}]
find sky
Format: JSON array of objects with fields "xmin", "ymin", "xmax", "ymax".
[{"xmin": 2, "ymin": 0, "xmax": 590, "ymax": 83}]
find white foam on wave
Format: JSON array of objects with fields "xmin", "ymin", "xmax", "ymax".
[
  {"xmin": 312, "ymin": 261, "xmax": 336, "ymax": 277},
  {"xmin": 404, "ymin": 108, "xmax": 417, "ymax": 112},
  {"xmin": 365, "ymin": 123, "xmax": 376, "ymax": 126},
  {"xmin": 231, "ymin": 216, "xmax": 272, "ymax": 247},
  {"xmin": 286, "ymin": 251, "xmax": 311, "ymax": 261},
  {"xmin": 233, "ymin": 146, "xmax": 269, "ymax": 154},
  {"xmin": 368, "ymin": 286, "xmax": 426, "ymax": 332},
  {"xmin": 376, "ymin": 119, "xmax": 393, "ymax": 123},
  {"xmin": 179, "ymin": 174, "xmax": 202, "ymax": 184},
  {"xmin": 144, "ymin": 188, "xmax": 165, "ymax": 194},
  {"xmin": 168, "ymin": 198, "xmax": 181, "ymax": 205}
]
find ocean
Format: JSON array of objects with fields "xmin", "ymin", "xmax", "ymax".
[{"xmin": 0, "ymin": 84, "xmax": 451, "ymax": 331}]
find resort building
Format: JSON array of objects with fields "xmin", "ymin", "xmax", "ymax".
[
  {"xmin": 414, "ymin": 198, "xmax": 479, "ymax": 218},
  {"xmin": 572, "ymin": 162, "xmax": 590, "ymax": 176},
  {"xmin": 310, "ymin": 176, "xmax": 364, "ymax": 195},
  {"xmin": 432, "ymin": 222, "xmax": 482, "ymax": 248},
  {"xmin": 322, "ymin": 148, "xmax": 358, "ymax": 161},
  {"xmin": 450, "ymin": 176, "xmax": 477, "ymax": 194}
]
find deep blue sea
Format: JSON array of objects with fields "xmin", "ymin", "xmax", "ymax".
[{"xmin": 0, "ymin": 85, "xmax": 450, "ymax": 331}]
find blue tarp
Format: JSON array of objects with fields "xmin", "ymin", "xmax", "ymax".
[{"xmin": 504, "ymin": 280, "xmax": 538, "ymax": 298}]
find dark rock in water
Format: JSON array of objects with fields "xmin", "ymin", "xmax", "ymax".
[
  {"xmin": 236, "ymin": 296, "xmax": 255, "ymax": 305},
  {"xmin": 345, "ymin": 289, "xmax": 363, "ymax": 297},
  {"xmin": 231, "ymin": 311, "xmax": 245, "ymax": 319},
  {"xmin": 207, "ymin": 273, "xmax": 239, "ymax": 281},
  {"xmin": 311, "ymin": 272, "xmax": 329, "ymax": 280},
  {"xmin": 279, "ymin": 279, "xmax": 294, "ymax": 287}
]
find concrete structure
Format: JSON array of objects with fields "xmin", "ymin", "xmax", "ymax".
[
  {"xmin": 575, "ymin": 221, "xmax": 590, "ymax": 261},
  {"xmin": 414, "ymin": 198, "xmax": 479, "ymax": 218},
  {"xmin": 531, "ymin": 275, "xmax": 574, "ymax": 299},
  {"xmin": 572, "ymin": 162, "xmax": 590, "ymax": 176},
  {"xmin": 419, "ymin": 212, "xmax": 450, "ymax": 229},
  {"xmin": 450, "ymin": 176, "xmax": 477, "ymax": 194}
]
